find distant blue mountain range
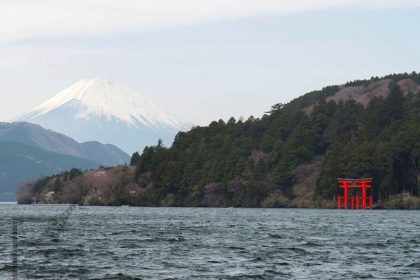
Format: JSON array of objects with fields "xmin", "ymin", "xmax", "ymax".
[{"xmin": 0, "ymin": 122, "xmax": 129, "ymax": 201}]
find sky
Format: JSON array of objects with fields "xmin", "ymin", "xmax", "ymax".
[{"xmin": 1, "ymin": 0, "xmax": 420, "ymax": 125}]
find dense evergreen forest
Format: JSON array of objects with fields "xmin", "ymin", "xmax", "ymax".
[{"xmin": 20, "ymin": 72, "xmax": 420, "ymax": 208}]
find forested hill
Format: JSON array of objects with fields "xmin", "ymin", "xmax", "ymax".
[{"xmin": 20, "ymin": 72, "xmax": 420, "ymax": 208}]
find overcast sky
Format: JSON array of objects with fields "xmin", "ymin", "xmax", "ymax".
[{"xmin": 1, "ymin": 0, "xmax": 420, "ymax": 125}]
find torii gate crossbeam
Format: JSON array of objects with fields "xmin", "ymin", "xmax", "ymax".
[{"xmin": 337, "ymin": 178, "xmax": 373, "ymax": 210}]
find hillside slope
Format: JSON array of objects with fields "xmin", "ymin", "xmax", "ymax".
[
  {"xmin": 0, "ymin": 122, "xmax": 129, "ymax": 165},
  {"xmin": 20, "ymin": 72, "xmax": 420, "ymax": 208},
  {"xmin": 0, "ymin": 122, "xmax": 129, "ymax": 201},
  {"xmin": 0, "ymin": 141, "xmax": 99, "ymax": 201}
]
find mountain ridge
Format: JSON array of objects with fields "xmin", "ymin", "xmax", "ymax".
[
  {"xmin": 0, "ymin": 122, "xmax": 129, "ymax": 165},
  {"xmin": 0, "ymin": 122, "xmax": 130, "ymax": 201},
  {"xmin": 15, "ymin": 79, "xmax": 193, "ymax": 153},
  {"xmin": 0, "ymin": 141, "xmax": 100, "ymax": 201}
]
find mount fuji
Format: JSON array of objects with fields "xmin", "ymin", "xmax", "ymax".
[{"xmin": 14, "ymin": 79, "xmax": 193, "ymax": 154}]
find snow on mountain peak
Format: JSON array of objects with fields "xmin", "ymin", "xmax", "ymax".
[{"xmin": 16, "ymin": 79, "xmax": 190, "ymax": 130}]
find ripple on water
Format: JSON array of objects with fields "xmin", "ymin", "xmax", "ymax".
[{"xmin": 0, "ymin": 206, "xmax": 419, "ymax": 279}]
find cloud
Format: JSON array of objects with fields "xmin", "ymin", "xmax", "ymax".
[{"xmin": 1, "ymin": 0, "xmax": 420, "ymax": 45}]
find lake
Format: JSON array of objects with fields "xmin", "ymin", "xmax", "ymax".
[{"xmin": 1, "ymin": 205, "xmax": 419, "ymax": 279}]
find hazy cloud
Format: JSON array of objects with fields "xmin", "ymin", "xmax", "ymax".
[
  {"xmin": 1, "ymin": 0, "xmax": 420, "ymax": 124},
  {"xmin": 1, "ymin": 0, "xmax": 420, "ymax": 45}
]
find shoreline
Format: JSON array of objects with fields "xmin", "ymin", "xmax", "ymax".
[{"xmin": 8, "ymin": 203, "xmax": 420, "ymax": 210}]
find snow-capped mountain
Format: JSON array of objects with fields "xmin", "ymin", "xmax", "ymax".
[{"xmin": 14, "ymin": 79, "xmax": 193, "ymax": 154}]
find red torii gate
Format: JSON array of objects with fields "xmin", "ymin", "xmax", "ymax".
[{"xmin": 337, "ymin": 178, "xmax": 373, "ymax": 209}]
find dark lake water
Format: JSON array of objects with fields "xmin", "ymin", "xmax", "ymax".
[{"xmin": 0, "ymin": 205, "xmax": 420, "ymax": 279}]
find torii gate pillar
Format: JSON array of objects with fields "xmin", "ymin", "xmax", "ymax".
[{"xmin": 337, "ymin": 178, "xmax": 373, "ymax": 210}]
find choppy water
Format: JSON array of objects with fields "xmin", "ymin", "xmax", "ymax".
[{"xmin": 0, "ymin": 205, "xmax": 420, "ymax": 279}]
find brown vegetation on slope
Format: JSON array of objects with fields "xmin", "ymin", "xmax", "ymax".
[
  {"xmin": 19, "ymin": 156, "xmax": 325, "ymax": 208},
  {"xmin": 18, "ymin": 166, "xmax": 151, "ymax": 206},
  {"xmin": 325, "ymin": 78, "xmax": 420, "ymax": 107}
]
